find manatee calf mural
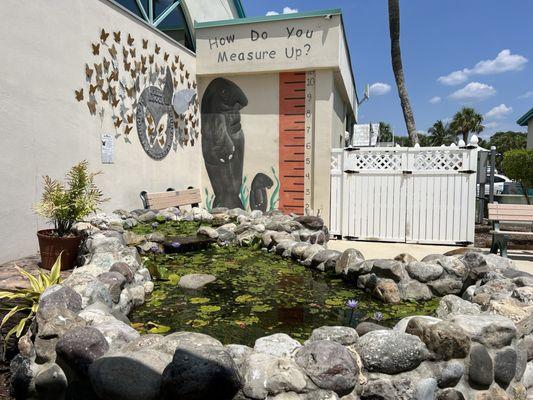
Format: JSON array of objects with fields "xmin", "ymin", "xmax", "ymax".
[
  {"xmin": 201, "ymin": 78, "xmax": 248, "ymax": 209},
  {"xmin": 250, "ymin": 173, "xmax": 274, "ymax": 212}
]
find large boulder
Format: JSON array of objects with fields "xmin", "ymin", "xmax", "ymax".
[
  {"xmin": 34, "ymin": 363, "xmax": 68, "ymax": 400},
  {"xmin": 56, "ymin": 326, "xmax": 109, "ymax": 375},
  {"xmin": 335, "ymin": 249, "xmax": 365, "ymax": 275},
  {"xmin": 370, "ymin": 260, "xmax": 407, "ymax": 282},
  {"xmin": 373, "ymin": 279, "xmax": 401, "ymax": 304},
  {"xmin": 450, "ymin": 314, "xmax": 516, "ymax": 348},
  {"xmin": 97, "ymin": 271, "xmax": 126, "ymax": 303},
  {"xmin": 160, "ymin": 334, "xmax": 241, "ymax": 400},
  {"xmin": 494, "ymin": 346, "xmax": 517, "ymax": 387},
  {"xmin": 398, "ymin": 280, "xmax": 433, "ymax": 301},
  {"xmin": 356, "ymin": 330, "xmax": 428, "ymax": 374},
  {"xmin": 295, "ymin": 340, "xmax": 358, "ymax": 396},
  {"xmin": 89, "ymin": 350, "xmax": 171, "ymax": 400},
  {"xmin": 295, "ymin": 216, "xmax": 324, "ymax": 230}
]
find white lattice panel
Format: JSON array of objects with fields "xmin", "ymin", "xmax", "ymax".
[
  {"xmin": 413, "ymin": 150, "xmax": 463, "ymax": 171},
  {"xmin": 347, "ymin": 151, "xmax": 403, "ymax": 171}
]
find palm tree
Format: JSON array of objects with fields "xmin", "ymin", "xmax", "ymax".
[
  {"xmin": 449, "ymin": 107, "xmax": 484, "ymax": 143},
  {"xmin": 388, "ymin": 0, "xmax": 418, "ymax": 146},
  {"xmin": 428, "ymin": 120, "xmax": 454, "ymax": 146}
]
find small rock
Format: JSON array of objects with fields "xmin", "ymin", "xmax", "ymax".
[
  {"xmin": 486, "ymin": 298, "xmax": 533, "ymax": 337},
  {"xmin": 373, "ymin": 279, "xmax": 401, "ymax": 304},
  {"xmin": 254, "ymin": 333, "xmax": 302, "ymax": 358},
  {"xmin": 97, "ymin": 271, "xmax": 126, "ymax": 303},
  {"xmin": 295, "ymin": 215, "xmax": 324, "ymax": 230},
  {"xmin": 356, "ymin": 330, "xmax": 428, "ymax": 374},
  {"xmin": 93, "ymin": 318, "xmax": 140, "ymax": 347},
  {"xmin": 406, "ymin": 318, "xmax": 470, "ymax": 360},
  {"xmin": 415, "ymin": 378, "xmax": 437, "ymax": 400},
  {"xmin": 110, "ymin": 262, "xmax": 134, "ymax": 283},
  {"xmin": 306, "ymin": 326, "xmax": 359, "ymax": 346},
  {"xmin": 355, "ymin": 322, "xmax": 390, "ymax": 337},
  {"xmin": 394, "ymin": 253, "xmax": 417, "ymax": 263},
  {"xmin": 494, "ymin": 346, "xmax": 517, "ymax": 387},
  {"xmin": 335, "ymin": 249, "xmax": 365, "ymax": 275},
  {"xmin": 178, "ymin": 274, "xmax": 216, "ymax": 289},
  {"xmin": 34, "ymin": 363, "xmax": 68, "ymax": 399},
  {"xmin": 398, "ymin": 280, "xmax": 433, "ymax": 301},
  {"xmin": 295, "ymin": 340, "xmax": 358, "ymax": 396},
  {"xmin": 370, "ymin": 260, "xmax": 407, "ymax": 282},
  {"xmin": 394, "ymin": 316, "xmax": 441, "ymax": 333},
  {"xmin": 122, "ymin": 231, "xmax": 146, "ymax": 246},
  {"xmin": 468, "ymin": 344, "xmax": 493, "ymax": 388},
  {"xmin": 434, "ymin": 361, "xmax": 464, "ymax": 388},
  {"xmin": 435, "ymin": 295, "xmax": 481, "ymax": 319},
  {"xmin": 39, "ymin": 285, "xmax": 82, "ymax": 313},
  {"xmin": 406, "ymin": 261, "xmax": 443, "ymax": 282},
  {"xmin": 437, "ymin": 388, "xmax": 466, "ymax": 400},
  {"xmin": 428, "ymin": 278, "xmax": 463, "ymax": 296},
  {"xmin": 145, "ymin": 232, "xmax": 165, "ymax": 243}
]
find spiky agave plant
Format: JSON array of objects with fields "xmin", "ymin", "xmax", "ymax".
[{"xmin": 0, "ymin": 255, "xmax": 62, "ymax": 352}]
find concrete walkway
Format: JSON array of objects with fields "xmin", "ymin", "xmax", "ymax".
[{"xmin": 328, "ymin": 240, "xmax": 533, "ymax": 274}]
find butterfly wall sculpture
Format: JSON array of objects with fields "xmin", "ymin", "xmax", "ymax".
[{"xmin": 75, "ymin": 28, "xmax": 199, "ymax": 158}]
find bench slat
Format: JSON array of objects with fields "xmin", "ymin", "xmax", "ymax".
[
  {"xmin": 487, "ymin": 203, "xmax": 533, "ymax": 221},
  {"xmin": 145, "ymin": 189, "xmax": 201, "ymax": 210},
  {"xmin": 490, "ymin": 230, "xmax": 533, "ymax": 236}
]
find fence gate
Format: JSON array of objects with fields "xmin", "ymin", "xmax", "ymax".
[{"xmin": 330, "ymin": 146, "xmax": 478, "ymax": 245}]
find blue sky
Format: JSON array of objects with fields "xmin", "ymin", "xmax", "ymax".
[{"xmin": 242, "ymin": 0, "xmax": 533, "ymax": 138}]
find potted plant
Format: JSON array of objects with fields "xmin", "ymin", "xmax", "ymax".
[{"xmin": 34, "ymin": 160, "xmax": 106, "ymax": 270}]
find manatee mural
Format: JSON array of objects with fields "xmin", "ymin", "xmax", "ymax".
[
  {"xmin": 201, "ymin": 78, "xmax": 248, "ymax": 209},
  {"xmin": 250, "ymin": 173, "xmax": 274, "ymax": 212}
]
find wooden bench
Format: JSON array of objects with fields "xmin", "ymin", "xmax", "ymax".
[
  {"xmin": 140, "ymin": 187, "xmax": 201, "ymax": 210},
  {"xmin": 488, "ymin": 203, "xmax": 533, "ymax": 257}
]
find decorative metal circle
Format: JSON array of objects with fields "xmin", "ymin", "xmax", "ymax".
[{"xmin": 136, "ymin": 86, "xmax": 174, "ymax": 160}]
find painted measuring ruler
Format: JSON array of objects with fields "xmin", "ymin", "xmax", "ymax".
[{"xmin": 304, "ymin": 71, "xmax": 316, "ymax": 215}]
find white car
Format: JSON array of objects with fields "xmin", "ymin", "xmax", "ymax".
[{"xmin": 477, "ymin": 174, "xmax": 511, "ymax": 196}]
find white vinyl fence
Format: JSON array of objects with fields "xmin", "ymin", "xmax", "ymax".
[{"xmin": 330, "ymin": 144, "xmax": 479, "ymax": 245}]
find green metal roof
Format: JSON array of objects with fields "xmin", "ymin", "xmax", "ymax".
[
  {"xmin": 195, "ymin": 8, "xmax": 342, "ymax": 29},
  {"xmin": 517, "ymin": 107, "xmax": 533, "ymax": 126},
  {"xmin": 233, "ymin": 0, "xmax": 246, "ymax": 18}
]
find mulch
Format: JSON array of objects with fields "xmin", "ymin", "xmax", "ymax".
[{"xmin": 474, "ymin": 224, "xmax": 533, "ymax": 250}]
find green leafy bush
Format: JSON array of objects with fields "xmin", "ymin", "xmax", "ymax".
[
  {"xmin": 0, "ymin": 256, "xmax": 63, "ymax": 351},
  {"xmin": 502, "ymin": 149, "xmax": 533, "ymax": 203},
  {"xmin": 33, "ymin": 160, "xmax": 107, "ymax": 236}
]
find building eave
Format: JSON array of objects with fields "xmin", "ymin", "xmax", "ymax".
[{"xmin": 517, "ymin": 107, "xmax": 533, "ymax": 126}]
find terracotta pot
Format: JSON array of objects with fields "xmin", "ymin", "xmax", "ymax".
[{"xmin": 37, "ymin": 229, "xmax": 82, "ymax": 270}]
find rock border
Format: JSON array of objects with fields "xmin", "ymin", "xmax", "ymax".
[{"xmin": 9, "ymin": 206, "xmax": 533, "ymax": 399}]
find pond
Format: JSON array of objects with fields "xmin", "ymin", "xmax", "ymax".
[{"xmin": 130, "ymin": 244, "xmax": 440, "ymax": 346}]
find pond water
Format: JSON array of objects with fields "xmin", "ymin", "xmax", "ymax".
[{"xmin": 130, "ymin": 245, "xmax": 439, "ymax": 345}]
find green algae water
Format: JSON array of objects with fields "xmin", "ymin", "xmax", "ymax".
[{"xmin": 130, "ymin": 245, "xmax": 439, "ymax": 346}]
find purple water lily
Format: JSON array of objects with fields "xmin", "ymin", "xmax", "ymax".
[
  {"xmin": 150, "ymin": 244, "xmax": 160, "ymax": 253},
  {"xmin": 346, "ymin": 299, "xmax": 359, "ymax": 309},
  {"xmin": 373, "ymin": 311, "xmax": 384, "ymax": 322},
  {"xmin": 170, "ymin": 241, "xmax": 181, "ymax": 249},
  {"xmin": 347, "ymin": 299, "xmax": 358, "ymax": 327},
  {"xmin": 151, "ymin": 222, "xmax": 159, "ymax": 229}
]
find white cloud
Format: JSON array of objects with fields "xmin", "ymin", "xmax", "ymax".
[
  {"xmin": 283, "ymin": 7, "xmax": 298, "ymax": 14},
  {"xmin": 485, "ymin": 122, "xmax": 499, "ymax": 129},
  {"xmin": 369, "ymin": 82, "xmax": 391, "ymax": 96},
  {"xmin": 484, "ymin": 104, "xmax": 513, "ymax": 120},
  {"xmin": 518, "ymin": 91, "xmax": 533, "ymax": 99},
  {"xmin": 429, "ymin": 96, "xmax": 441, "ymax": 104},
  {"xmin": 266, "ymin": 11, "xmax": 279, "ymax": 16},
  {"xmin": 438, "ymin": 70, "xmax": 469, "ymax": 86},
  {"xmin": 438, "ymin": 49, "xmax": 528, "ymax": 86},
  {"xmin": 449, "ymin": 82, "xmax": 496, "ymax": 102}
]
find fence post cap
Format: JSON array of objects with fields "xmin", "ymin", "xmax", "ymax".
[
  {"xmin": 458, "ymin": 139, "xmax": 466, "ymax": 146},
  {"xmin": 470, "ymin": 135, "xmax": 479, "ymax": 146}
]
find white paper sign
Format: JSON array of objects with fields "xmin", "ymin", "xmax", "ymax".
[{"xmin": 101, "ymin": 133, "xmax": 115, "ymax": 164}]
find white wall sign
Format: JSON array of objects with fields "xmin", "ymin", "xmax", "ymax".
[{"xmin": 101, "ymin": 133, "xmax": 115, "ymax": 164}]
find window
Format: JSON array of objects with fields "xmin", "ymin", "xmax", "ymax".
[{"xmin": 114, "ymin": 0, "xmax": 194, "ymax": 50}]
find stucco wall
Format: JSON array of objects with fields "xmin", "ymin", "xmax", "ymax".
[
  {"xmin": 0, "ymin": 0, "xmax": 200, "ymax": 262},
  {"xmin": 198, "ymin": 74, "xmax": 280, "ymax": 212}
]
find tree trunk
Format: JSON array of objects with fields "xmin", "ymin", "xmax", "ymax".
[
  {"xmin": 388, "ymin": 0, "xmax": 418, "ymax": 145},
  {"xmin": 463, "ymin": 131, "xmax": 468, "ymax": 144}
]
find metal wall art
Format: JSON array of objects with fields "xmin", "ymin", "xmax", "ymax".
[{"xmin": 75, "ymin": 28, "xmax": 199, "ymax": 160}]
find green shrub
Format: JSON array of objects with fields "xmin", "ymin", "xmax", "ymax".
[
  {"xmin": 33, "ymin": 160, "xmax": 107, "ymax": 236},
  {"xmin": 0, "ymin": 256, "xmax": 63, "ymax": 352},
  {"xmin": 502, "ymin": 149, "xmax": 533, "ymax": 203}
]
